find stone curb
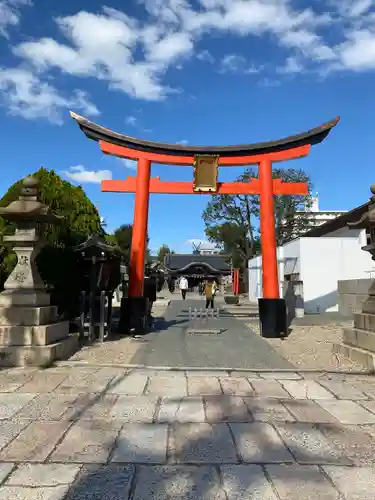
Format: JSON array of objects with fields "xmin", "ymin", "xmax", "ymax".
[{"xmin": 54, "ymin": 360, "xmax": 375, "ymax": 375}]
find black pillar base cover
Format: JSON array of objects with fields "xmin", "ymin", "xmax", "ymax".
[
  {"xmin": 118, "ymin": 296, "xmax": 149, "ymax": 335},
  {"xmin": 258, "ymin": 298, "xmax": 287, "ymax": 338}
]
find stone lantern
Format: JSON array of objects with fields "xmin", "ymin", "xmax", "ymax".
[
  {"xmin": 333, "ymin": 185, "xmax": 375, "ymax": 371},
  {"xmin": 0, "ymin": 176, "xmax": 78, "ymax": 366}
]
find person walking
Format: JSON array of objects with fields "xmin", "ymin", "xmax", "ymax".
[
  {"xmin": 212, "ymin": 280, "xmax": 217, "ymax": 298},
  {"xmin": 204, "ymin": 279, "xmax": 215, "ymax": 309},
  {"xmin": 179, "ymin": 276, "xmax": 188, "ymax": 300}
]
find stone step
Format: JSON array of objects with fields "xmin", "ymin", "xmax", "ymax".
[
  {"xmin": 354, "ymin": 312, "xmax": 375, "ymax": 332},
  {"xmin": 0, "ymin": 321, "xmax": 69, "ymax": 346},
  {"xmin": 343, "ymin": 327, "xmax": 375, "ymax": 353},
  {"xmin": 332, "ymin": 342, "xmax": 375, "ymax": 372},
  {"xmin": 0, "ymin": 305, "xmax": 57, "ymax": 326},
  {"xmin": 0, "ymin": 334, "xmax": 79, "ymax": 367}
]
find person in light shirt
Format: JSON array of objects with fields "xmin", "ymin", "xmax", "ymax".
[{"xmin": 179, "ymin": 276, "xmax": 188, "ymax": 300}]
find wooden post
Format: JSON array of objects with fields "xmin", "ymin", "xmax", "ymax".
[
  {"xmin": 258, "ymin": 159, "xmax": 279, "ymax": 299},
  {"xmin": 129, "ymin": 158, "xmax": 151, "ymax": 297}
]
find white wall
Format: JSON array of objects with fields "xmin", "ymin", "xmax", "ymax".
[
  {"xmin": 300, "ymin": 228, "xmax": 373, "ymax": 313},
  {"xmin": 248, "ymin": 255, "xmax": 262, "ymax": 302},
  {"xmin": 282, "ymin": 239, "xmax": 301, "ymax": 276},
  {"xmin": 248, "ymin": 227, "xmax": 373, "ymax": 312},
  {"xmin": 248, "ymin": 246, "xmax": 292, "ymax": 302}
]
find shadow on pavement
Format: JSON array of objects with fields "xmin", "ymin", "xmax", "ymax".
[{"xmin": 39, "ymin": 370, "xmax": 362, "ymax": 499}]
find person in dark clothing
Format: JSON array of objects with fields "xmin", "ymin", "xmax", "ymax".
[{"xmin": 144, "ymin": 275, "xmax": 157, "ymax": 325}]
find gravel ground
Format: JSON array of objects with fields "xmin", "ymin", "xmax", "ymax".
[
  {"xmin": 69, "ymin": 304, "xmax": 169, "ymax": 365},
  {"xmin": 247, "ymin": 319, "xmax": 368, "ymax": 372}
]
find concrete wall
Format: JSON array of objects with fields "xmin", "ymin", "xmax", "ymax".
[
  {"xmin": 248, "ymin": 227, "xmax": 374, "ymax": 313},
  {"xmin": 248, "ymin": 247, "xmax": 285, "ymax": 302},
  {"xmin": 299, "ymin": 228, "xmax": 373, "ymax": 313},
  {"xmin": 338, "ymin": 279, "xmax": 373, "ymax": 316}
]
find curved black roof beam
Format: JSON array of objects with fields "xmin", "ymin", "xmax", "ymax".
[{"xmin": 70, "ymin": 111, "xmax": 339, "ymax": 158}]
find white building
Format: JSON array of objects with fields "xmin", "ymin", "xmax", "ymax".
[
  {"xmin": 248, "ymin": 202, "xmax": 375, "ymax": 313},
  {"xmin": 193, "ymin": 241, "xmax": 220, "ymax": 255},
  {"xmin": 297, "ymin": 195, "xmax": 346, "ymax": 231}
]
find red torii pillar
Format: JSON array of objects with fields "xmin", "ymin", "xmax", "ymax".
[{"xmin": 70, "ymin": 112, "xmax": 339, "ymax": 336}]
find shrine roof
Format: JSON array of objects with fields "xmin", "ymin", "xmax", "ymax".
[
  {"xmin": 70, "ymin": 112, "xmax": 340, "ymax": 158},
  {"xmin": 304, "ymin": 202, "xmax": 370, "ymax": 237},
  {"xmin": 165, "ymin": 254, "xmax": 231, "ymax": 272}
]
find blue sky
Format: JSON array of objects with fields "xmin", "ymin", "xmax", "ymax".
[{"xmin": 0, "ymin": 0, "xmax": 374, "ymax": 254}]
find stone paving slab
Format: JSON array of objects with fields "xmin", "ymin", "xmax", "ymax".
[
  {"xmin": 265, "ymin": 464, "xmax": 340, "ymax": 500},
  {"xmin": 322, "ymin": 465, "xmax": 375, "ymax": 500},
  {"xmin": 274, "ymin": 423, "xmax": 352, "ymax": 466},
  {"xmin": 318, "ymin": 399, "xmax": 375, "ymax": 425},
  {"xmin": 111, "ymin": 424, "xmax": 168, "ymax": 464},
  {"xmin": 0, "ymin": 366, "xmax": 373, "ymax": 497},
  {"xmin": 282, "ymin": 400, "xmax": 339, "ymax": 424},
  {"xmin": 222, "ymin": 464, "xmax": 279, "ymax": 500},
  {"xmin": 170, "ymin": 423, "xmax": 238, "ymax": 464},
  {"xmin": 0, "ymin": 421, "xmax": 71, "ymax": 462},
  {"xmin": 157, "ymin": 397, "xmax": 205, "ymax": 423},
  {"xmin": 243, "ymin": 398, "xmax": 296, "ymax": 423},
  {"xmin": 230, "ymin": 422, "xmax": 294, "ymax": 463},
  {"xmin": 0, "ymin": 393, "xmax": 36, "ymax": 419},
  {"xmin": 133, "ymin": 465, "xmax": 225, "ymax": 500},
  {"xmin": 205, "ymin": 395, "xmax": 253, "ymax": 423}
]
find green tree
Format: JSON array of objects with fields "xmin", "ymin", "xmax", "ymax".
[
  {"xmin": 203, "ymin": 167, "xmax": 312, "ymax": 268},
  {"xmin": 206, "ymin": 222, "xmax": 261, "ymax": 269},
  {"xmin": 156, "ymin": 244, "xmax": 174, "ymax": 264},
  {"xmin": 0, "ymin": 168, "xmax": 104, "ymax": 316},
  {"xmin": 112, "ymin": 224, "xmax": 151, "ymax": 263}
]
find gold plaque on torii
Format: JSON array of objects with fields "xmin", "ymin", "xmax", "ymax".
[{"xmin": 193, "ymin": 155, "xmax": 219, "ymax": 192}]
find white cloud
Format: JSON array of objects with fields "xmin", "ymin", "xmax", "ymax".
[
  {"xmin": 276, "ymin": 56, "xmax": 304, "ymax": 74},
  {"xmin": 258, "ymin": 78, "xmax": 281, "ymax": 87},
  {"xmin": 1, "ymin": 1, "xmax": 336, "ymax": 108},
  {"xmin": 330, "ymin": 0, "xmax": 373, "ymax": 18},
  {"xmin": 218, "ymin": 54, "xmax": 260, "ymax": 74},
  {"xmin": 176, "ymin": 139, "xmax": 188, "ymax": 145},
  {"xmin": 125, "ymin": 115, "xmax": 138, "ymax": 126},
  {"xmin": 119, "ymin": 158, "xmax": 138, "ymax": 170},
  {"xmin": 196, "ymin": 49, "xmax": 215, "ymax": 63},
  {"xmin": 339, "ymin": 29, "xmax": 375, "ymax": 70},
  {"xmin": 125, "ymin": 114, "xmax": 152, "ymax": 133},
  {"xmin": 1, "ymin": 0, "xmax": 375, "ymax": 119},
  {"xmin": 0, "ymin": 68, "xmax": 99, "ymax": 124},
  {"xmin": 0, "ymin": 0, "xmax": 31, "ymax": 38},
  {"xmin": 62, "ymin": 165, "xmax": 112, "ymax": 184}
]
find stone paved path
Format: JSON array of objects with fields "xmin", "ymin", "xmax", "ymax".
[
  {"xmin": 129, "ymin": 299, "xmax": 294, "ymax": 369},
  {"xmin": 0, "ymin": 365, "xmax": 375, "ymax": 498}
]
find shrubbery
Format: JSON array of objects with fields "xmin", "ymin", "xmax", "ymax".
[{"xmin": 0, "ymin": 168, "xmax": 104, "ymax": 318}]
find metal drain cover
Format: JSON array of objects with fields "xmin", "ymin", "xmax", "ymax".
[{"xmin": 187, "ymin": 328, "xmax": 225, "ymax": 335}]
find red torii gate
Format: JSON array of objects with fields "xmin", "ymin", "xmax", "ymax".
[{"xmin": 71, "ymin": 112, "xmax": 339, "ymax": 336}]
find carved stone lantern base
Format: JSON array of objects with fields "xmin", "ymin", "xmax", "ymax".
[
  {"xmin": 0, "ymin": 289, "xmax": 50, "ymax": 307},
  {"xmin": 0, "ymin": 304, "xmax": 79, "ymax": 367},
  {"xmin": 333, "ymin": 308, "xmax": 375, "ymax": 372}
]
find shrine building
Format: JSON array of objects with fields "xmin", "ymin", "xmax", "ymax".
[{"xmin": 164, "ymin": 253, "xmax": 231, "ymax": 289}]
